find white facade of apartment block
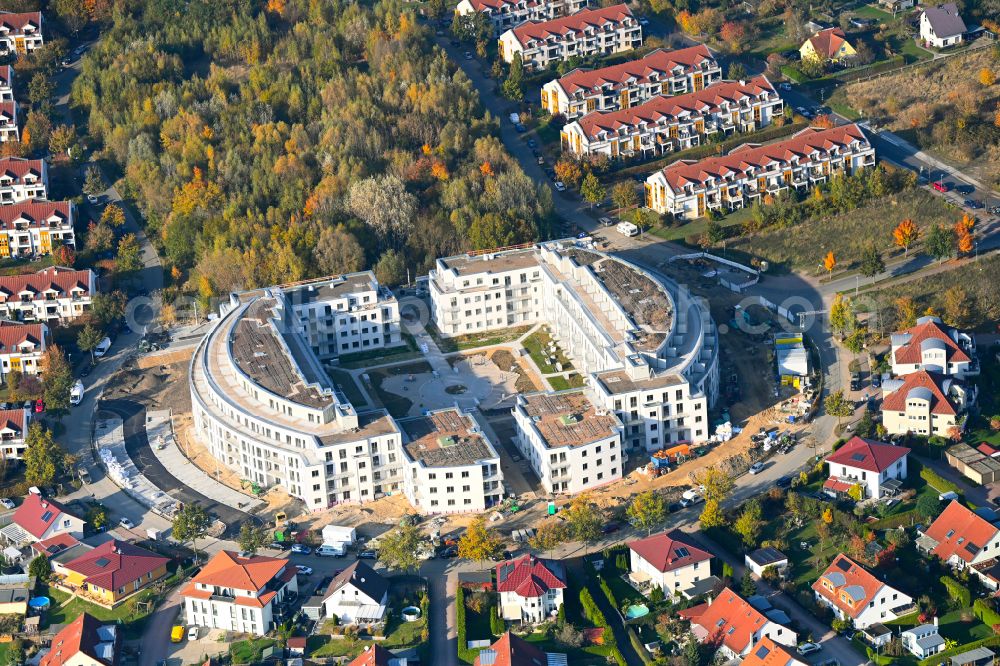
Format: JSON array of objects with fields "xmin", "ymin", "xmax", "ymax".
[
  {"xmin": 455, "ymin": 0, "xmax": 588, "ymax": 37},
  {"xmin": 0, "ymin": 158, "xmax": 47, "ymax": 204}
]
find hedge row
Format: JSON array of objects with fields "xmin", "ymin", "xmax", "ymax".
[
  {"xmin": 579, "ymin": 587, "xmax": 627, "ymax": 666},
  {"xmin": 940, "ymin": 575, "xmax": 971, "ymax": 607},
  {"xmin": 920, "ymin": 468, "xmax": 960, "ymax": 495},
  {"xmin": 973, "ymin": 599, "xmax": 1000, "ymax": 627},
  {"xmin": 456, "ymin": 586, "xmax": 479, "ymax": 664},
  {"xmin": 834, "ymin": 55, "xmax": 906, "ymax": 82},
  {"xmin": 869, "ymin": 509, "xmax": 920, "ymax": 531}
]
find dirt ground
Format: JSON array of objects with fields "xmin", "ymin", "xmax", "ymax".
[{"xmin": 102, "ymin": 358, "xmax": 192, "ymax": 413}]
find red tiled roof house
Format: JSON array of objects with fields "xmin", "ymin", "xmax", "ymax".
[
  {"xmin": 0, "ymin": 321, "xmax": 48, "ymax": 381},
  {"xmin": 628, "ymin": 530, "xmax": 713, "ymax": 595},
  {"xmin": 474, "ymin": 632, "xmax": 564, "ymax": 666},
  {"xmin": 1, "ymin": 488, "xmax": 85, "ymax": 545},
  {"xmin": 823, "ymin": 436, "xmax": 910, "ymax": 500},
  {"xmin": 0, "ymin": 266, "xmax": 97, "ymax": 323},
  {"xmin": 455, "ymin": 0, "xmax": 588, "ymax": 38},
  {"xmin": 799, "ymin": 28, "xmax": 856, "ymax": 62},
  {"xmin": 680, "ymin": 587, "xmax": 797, "ymax": 659},
  {"xmin": 917, "ymin": 500, "xmax": 1000, "ymax": 571},
  {"xmin": 61, "ymin": 539, "xmax": 170, "ymax": 604},
  {"xmin": 182, "ymin": 550, "xmax": 298, "ymax": 635},
  {"xmin": 541, "ymin": 45, "xmax": 722, "ymax": 119},
  {"xmin": 0, "ymin": 12, "xmax": 43, "ymax": 58},
  {"xmin": 812, "ymin": 553, "xmax": 914, "ymax": 628},
  {"xmin": 740, "ymin": 636, "xmax": 807, "ymax": 666},
  {"xmin": 0, "ymin": 406, "xmax": 29, "ymax": 460},
  {"xmin": 881, "ymin": 370, "xmax": 974, "ymax": 437},
  {"xmin": 497, "ymin": 555, "xmax": 566, "ymax": 623},
  {"xmin": 40, "ymin": 613, "xmax": 118, "ymax": 666},
  {"xmin": 890, "ymin": 316, "xmax": 976, "ymax": 379},
  {"xmin": 498, "ymin": 5, "xmax": 642, "ymax": 72},
  {"xmin": 0, "ymin": 156, "xmax": 46, "ymax": 203}
]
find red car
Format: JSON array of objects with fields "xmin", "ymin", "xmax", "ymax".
[
  {"xmin": 33, "ymin": 399, "xmax": 43, "ymax": 413},
  {"xmin": 932, "ymin": 181, "xmax": 950, "ymax": 192}
]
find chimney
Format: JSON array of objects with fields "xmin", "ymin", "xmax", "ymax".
[{"xmin": 933, "ymin": 616, "xmax": 938, "ymax": 626}]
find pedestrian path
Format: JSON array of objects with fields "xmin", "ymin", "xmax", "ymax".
[
  {"xmin": 146, "ymin": 410, "xmax": 265, "ymax": 513},
  {"xmin": 95, "ymin": 416, "xmax": 178, "ymax": 517}
]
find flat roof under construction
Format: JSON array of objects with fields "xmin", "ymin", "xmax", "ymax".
[
  {"xmin": 400, "ymin": 410, "xmax": 497, "ymax": 467},
  {"xmin": 520, "ymin": 391, "xmax": 620, "ymax": 449}
]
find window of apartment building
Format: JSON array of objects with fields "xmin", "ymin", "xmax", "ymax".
[
  {"xmin": 339, "ymin": 450, "xmax": 347, "ymax": 459},
  {"xmin": 463, "ymin": 485, "xmax": 470, "ymax": 492},
  {"xmin": 446, "ymin": 486, "xmax": 454, "ymax": 493},
  {"xmin": 431, "ymin": 500, "xmax": 438, "ymax": 506},
  {"xmin": 448, "ymin": 499, "xmax": 456, "ymax": 506},
  {"xmin": 695, "ymin": 415, "xmax": 702, "ymax": 422},
  {"xmin": 462, "ymin": 471, "xmax": 470, "ymax": 478},
  {"xmin": 445, "ymin": 472, "xmax": 453, "ymax": 479},
  {"xmin": 313, "ymin": 484, "xmax": 320, "ymax": 491},
  {"xmin": 429, "ymin": 473, "xmax": 436, "ymax": 479},
  {"xmin": 582, "ymin": 477, "xmax": 589, "ymax": 485},
  {"xmin": 582, "ymin": 463, "xmax": 588, "ymax": 471},
  {"xmin": 465, "ymin": 498, "xmax": 472, "ymax": 505},
  {"xmin": 312, "ymin": 470, "xmax": 319, "ymax": 477},
  {"xmin": 595, "ymin": 446, "xmax": 601, "ymax": 453}
]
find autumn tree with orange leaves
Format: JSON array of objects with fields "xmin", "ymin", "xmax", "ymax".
[
  {"xmin": 954, "ymin": 214, "xmax": 975, "ymax": 255},
  {"xmin": 892, "ymin": 219, "xmax": 918, "ymax": 256},
  {"xmin": 823, "ymin": 251, "xmax": 836, "ymax": 277}
]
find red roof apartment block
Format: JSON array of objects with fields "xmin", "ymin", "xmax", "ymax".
[
  {"xmin": 628, "ymin": 530, "xmax": 713, "ymax": 572},
  {"xmin": 881, "ymin": 370, "xmax": 959, "ymax": 416},
  {"xmin": 825, "ymin": 437, "xmax": 910, "ymax": 473},
  {"xmin": 496, "ymin": 555, "xmax": 566, "ymax": 597},
  {"xmin": 557, "ymin": 45, "xmax": 715, "ymax": 94},
  {"xmin": 182, "ymin": 550, "xmax": 295, "ymax": 608},
  {"xmin": 510, "ymin": 4, "xmax": 633, "ymax": 46}
]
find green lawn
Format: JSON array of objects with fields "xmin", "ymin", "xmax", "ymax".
[
  {"xmin": 854, "ymin": 5, "xmax": 894, "ymax": 20},
  {"xmin": 522, "ymin": 632, "xmax": 615, "ymax": 665},
  {"xmin": 328, "ymin": 369, "xmax": 368, "ymax": 408},
  {"xmin": 548, "ymin": 373, "xmax": 585, "ymax": 391},
  {"xmin": 230, "ymin": 638, "xmax": 276, "ymax": 664},
  {"xmin": 45, "ymin": 583, "xmax": 162, "ymax": 629},
  {"xmin": 428, "ymin": 322, "xmax": 533, "ymax": 354},
  {"xmin": 649, "ymin": 205, "xmax": 754, "ymax": 243},
  {"xmin": 940, "ymin": 608, "xmax": 993, "ymax": 644},
  {"xmin": 522, "ymin": 330, "xmax": 573, "ymax": 374},
  {"xmin": 898, "ymin": 38, "xmax": 933, "ymax": 62}
]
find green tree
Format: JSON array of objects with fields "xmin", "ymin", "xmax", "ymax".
[
  {"xmin": 829, "ymin": 294, "xmax": 856, "ymax": 336},
  {"xmin": 825, "ymin": 390, "xmax": 854, "ymax": 428},
  {"xmin": 699, "ymin": 498, "xmax": 726, "ymax": 528},
  {"xmin": 859, "ymin": 244, "xmax": 885, "ymax": 279},
  {"xmin": 683, "ymin": 634, "xmax": 702, "ymax": 666},
  {"xmin": 173, "ymin": 503, "xmax": 210, "ymax": 562},
  {"xmin": 916, "ymin": 493, "xmax": 941, "ymax": 519},
  {"xmin": 457, "ymin": 516, "xmax": 503, "ymax": 568},
  {"xmin": 741, "ymin": 569, "xmax": 757, "ymax": 597},
  {"xmin": 378, "ymin": 524, "xmax": 423, "ymax": 573},
  {"xmin": 626, "ymin": 490, "xmax": 667, "ymax": 535},
  {"xmin": 611, "ymin": 181, "xmax": 638, "ymax": 216},
  {"xmin": 77, "ymin": 324, "xmax": 105, "ymax": 363},
  {"xmin": 83, "ymin": 166, "xmax": 105, "ymax": 197},
  {"xmin": 86, "ymin": 504, "xmax": 108, "ymax": 530},
  {"xmin": 28, "ymin": 554, "xmax": 50, "ymax": 583},
  {"xmin": 502, "ymin": 53, "xmax": 524, "ymax": 101},
  {"xmin": 48, "ymin": 124, "xmax": 76, "ymax": 158},
  {"xmin": 90, "ymin": 291, "xmax": 127, "ymax": 328},
  {"xmin": 733, "ymin": 498, "xmax": 762, "ymax": 548},
  {"xmin": 694, "ymin": 468, "xmax": 734, "ymax": 503},
  {"xmin": 564, "ymin": 494, "xmax": 602, "ymax": 551},
  {"xmin": 925, "ymin": 224, "xmax": 954, "ymax": 262},
  {"xmin": 843, "ymin": 327, "xmax": 868, "ymax": 354},
  {"xmin": 705, "ymin": 220, "xmax": 725, "ymax": 245},
  {"xmin": 115, "ymin": 233, "xmax": 144, "ymax": 276},
  {"xmin": 528, "ymin": 521, "xmax": 568, "ymax": 558},
  {"xmin": 6, "ymin": 639, "xmax": 23, "ymax": 666},
  {"xmin": 237, "ymin": 523, "xmax": 269, "ymax": 554},
  {"xmin": 27, "ymin": 73, "xmax": 54, "ymax": 108},
  {"xmin": 580, "ymin": 172, "xmax": 605, "ymax": 208},
  {"xmin": 41, "ymin": 345, "xmax": 74, "ymax": 413},
  {"xmin": 490, "ymin": 605, "xmax": 504, "ymax": 636},
  {"xmin": 23, "ymin": 424, "xmax": 66, "ymax": 487},
  {"xmin": 374, "ymin": 249, "xmax": 406, "ymax": 287}
]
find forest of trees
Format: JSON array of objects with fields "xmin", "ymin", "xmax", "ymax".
[{"xmin": 69, "ymin": 0, "xmax": 552, "ymax": 296}]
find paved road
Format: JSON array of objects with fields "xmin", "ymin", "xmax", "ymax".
[{"xmin": 138, "ymin": 585, "xmax": 184, "ymax": 666}]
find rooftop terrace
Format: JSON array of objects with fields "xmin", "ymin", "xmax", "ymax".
[
  {"xmin": 399, "ymin": 410, "xmax": 497, "ymax": 467},
  {"xmin": 594, "ymin": 368, "xmax": 687, "ymax": 395},
  {"xmin": 438, "ymin": 249, "xmax": 540, "ymax": 277},
  {"xmin": 520, "ymin": 391, "xmax": 620, "ymax": 448}
]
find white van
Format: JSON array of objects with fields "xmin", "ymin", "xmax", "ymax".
[
  {"xmin": 70, "ymin": 380, "xmax": 84, "ymax": 406},
  {"xmin": 617, "ymin": 221, "xmax": 639, "ymax": 237},
  {"xmin": 93, "ymin": 337, "xmax": 112, "ymax": 358},
  {"xmin": 316, "ymin": 543, "xmax": 346, "ymax": 557}
]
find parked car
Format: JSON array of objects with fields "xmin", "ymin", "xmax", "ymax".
[
  {"xmin": 749, "ymin": 462, "xmax": 765, "ymax": 475},
  {"xmin": 291, "ymin": 544, "xmax": 312, "ymax": 555},
  {"xmin": 357, "ymin": 550, "xmax": 377, "ymax": 559},
  {"xmin": 638, "ymin": 16, "xmax": 649, "ymax": 25},
  {"xmin": 509, "ymin": 112, "xmax": 520, "ymax": 124},
  {"xmin": 0, "ymin": 498, "xmax": 14, "ymax": 509},
  {"xmin": 268, "ymin": 541, "xmax": 290, "ymax": 551},
  {"xmin": 536, "ymin": 156, "xmax": 545, "ymax": 165},
  {"xmin": 514, "ymin": 122, "xmax": 527, "ymax": 133},
  {"xmin": 295, "ymin": 565, "xmax": 314, "ymax": 576},
  {"xmin": 441, "ymin": 546, "xmax": 459, "ymax": 558},
  {"xmin": 187, "ymin": 627, "xmax": 199, "ymax": 641},
  {"xmin": 871, "ymin": 373, "xmax": 882, "ymax": 389},
  {"xmin": 601, "ymin": 522, "xmax": 621, "ymax": 534},
  {"xmin": 797, "ymin": 643, "xmax": 822, "ymax": 656},
  {"xmin": 119, "ymin": 517, "xmax": 134, "ymax": 529},
  {"xmin": 667, "ymin": 502, "xmax": 682, "ymax": 513},
  {"xmin": 965, "ymin": 199, "xmax": 984, "ymax": 209},
  {"xmin": 850, "ymin": 372, "xmax": 861, "ymax": 391},
  {"xmin": 170, "ymin": 626, "xmax": 184, "ymax": 643},
  {"xmin": 932, "ymin": 181, "xmax": 950, "ymax": 192},
  {"xmin": 554, "ymin": 181, "xmax": 566, "ymax": 192},
  {"xmin": 526, "ymin": 139, "xmax": 537, "ymax": 149},
  {"xmin": 463, "ymin": 51, "xmax": 473, "ymax": 60},
  {"xmin": 776, "ymin": 476, "xmax": 793, "ymax": 489},
  {"xmin": 779, "ymin": 82, "xmax": 792, "ymax": 91}
]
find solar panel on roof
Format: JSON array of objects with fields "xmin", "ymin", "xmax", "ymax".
[
  {"xmin": 851, "ymin": 453, "xmax": 867, "ymax": 462},
  {"xmin": 835, "ymin": 558, "xmax": 852, "ymax": 571},
  {"xmin": 40, "ymin": 511, "xmax": 52, "ymax": 522},
  {"xmin": 966, "ymin": 542, "xmax": 980, "ymax": 555},
  {"xmin": 755, "ymin": 645, "xmax": 771, "ymax": 659},
  {"xmin": 94, "ymin": 557, "xmax": 110, "ymax": 568},
  {"xmin": 674, "ymin": 547, "xmax": 690, "ymax": 558}
]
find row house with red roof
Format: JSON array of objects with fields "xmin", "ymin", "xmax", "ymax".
[
  {"xmin": 0, "ymin": 200, "xmax": 75, "ymax": 257},
  {"xmin": 182, "ymin": 550, "xmax": 299, "ymax": 635},
  {"xmin": 890, "ymin": 316, "xmax": 976, "ymax": 379},
  {"xmin": 812, "ymin": 553, "xmax": 914, "ymax": 628},
  {"xmin": 497, "ymin": 555, "xmax": 566, "ymax": 623},
  {"xmin": 822, "ymin": 436, "xmax": 910, "ymax": 500},
  {"xmin": 1, "ymin": 488, "xmax": 85, "ymax": 546},
  {"xmin": 39, "ymin": 612, "xmax": 119, "ymax": 666},
  {"xmin": 0, "ymin": 157, "xmax": 47, "ymax": 204},
  {"xmin": 0, "ymin": 266, "xmax": 96, "ymax": 323},
  {"xmin": 0, "ymin": 321, "xmax": 48, "ymax": 380},
  {"xmin": 0, "ymin": 406, "xmax": 30, "ymax": 459},
  {"xmin": 680, "ymin": 587, "xmax": 797, "ymax": 659},
  {"xmin": 0, "ymin": 66, "xmax": 12, "ymax": 103},
  {"xmin": 498, "ymin": 5, "xmax": 642, "ymax": 72},
  {"xmin": 645, "ymin": 124, "xmax": 875, "ymax": 220},
  {"xmin": 0, "ymin": 12, "xmax": 43, "ymax": 57},
  {"xmin": 560, "ymin": 77, "xmax": 783, "ymax": 159},
  {"xmin": 455, "ymin": 0, "xmax": 588, "ymax": 37},
  {"xmin": 880, "ymin": 369, "xmax": 974, "ymax": 437},
  {"xmin": 540, "ymin": 45, "xmax": 721, "ymax": 119},
  {"xmin": 628, "ymin": 530, "xmax": 713, "ymax": 595},
  {"xmin": 0, "ymin": 101, "xmax": 17, "ymax": 143}
]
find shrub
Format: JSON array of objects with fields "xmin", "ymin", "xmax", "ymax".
[
  {"xmin": 921, "ymin": 468, "xmax": 960, "ymax": 494},
  {"xmin": 940, "ymin": 575, "xmax": 971, "ymax": 607},
  {"xmin": 649, "ymin": 586, "xmax": 665, "ymax": 603}
]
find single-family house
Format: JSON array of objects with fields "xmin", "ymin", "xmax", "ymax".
[
  {"xmin": 800, "ymin": 28, "xmax": 856, "ymax": 63},
  {"xmin": 628, "ymin": 530, "xmax": 713, "ymax": 595},
  {"xmin": 740, "ymin": 636, "xmax": 808, "ymax": 666},
  {"xmin": 61, "ymin": 539, "xmax": 170, "ymax": 605},
  {"xmin": 881, "ymin": 370, "xmax": 974, "ymax": 437},
  {"xmin": 891, "ymin": 316, "xmax": 976, "ymax": 378},
  {"xmin": 920, "ymin": 3, "xmax": 966, "ymax": 48},
  {"xmin": 0, "ymin": 407, "xmax": 29, "ymax": 460},
  {"xmin": 1, "ymin": 489, "xmax": 85, "ymax": 546},
  {"xmin": 812, "ymin": 553, "xmax": 914, "ymax": 628},
  {"xmin": 497, "ymin": 555, "xmax": 566, "ymax": 624},
  {"xmin": 902, "ymin": 619, "xmax": 945, "ymax": 659},
  {"xmin": 31, "ymin": 533, "xmax": 90, "ymax": 577},
  {"xmin": 322, "ymin": 560, "xmax": 389, "ymax": 625},
  {"xmin": 39, "ymin": 613, "xmax": 118, "ymax": 666},
  {"xmin": 474, "ymin": 632, "xmax": 565, "ymax": 666},
  {"xmin": 823, "ymin": 436, "xmax": 910, "ymax": 499},
  {"xmin": 745, "ymin": 547, "xmax": 788, "ymax": 578},
  {"xmin": 348, "ymin": 645, "xmax": 410, "ymax": 666},
  {"xmin": 918, "ymin": 500, "xmax": 1000, "ymax": 570},
  {"xmin": 182, "ymin": 550, "xmax": 298, "ymax": 635},
  {"xmin": 679, "ymin": 587, "xmax": 797, "ymax": 659}
]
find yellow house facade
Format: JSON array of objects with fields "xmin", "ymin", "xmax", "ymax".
[
  {"xmin": 62, "ymin": 540, "xmax": 171, "ymax": 605},
  {"xmin": 800, "ymin": 28, "xmax": 856, "ymax": 62}
]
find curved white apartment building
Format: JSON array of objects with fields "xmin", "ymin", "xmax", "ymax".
[
  {"xmin": 430, "ymin": 240, "xmax": 719, "ymax": 464},
  {"xmin": 190, "ymin": 273, "xmax": 408, "ymax": 511}
]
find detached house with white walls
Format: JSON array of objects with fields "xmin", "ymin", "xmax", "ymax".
[
  {"xmin": 628, "ymin": 530, "xmax": 713, "ymax": 596},
  {"xmin": 645, "ymin": 124, "xmax": 875, "ymax": 219},
  {"xmin": 1, "ymin": 490, "xmax": 85, "ymax": 546},
  {"xmin": 920, "ymin": 3, "xmax": 966, "ymax": 48},
  {"xmin": 902, "ymin": 621, "xmax": 945, "ymax": 659},
  {"xmin": 881, "ymin": 370, "xmax": 974, "ymax": 437},
  {"xmin": 541, "ymin": 45, "xmax": 721, "ymax": 119},
  {"xmin": 822, "ymin": 436, "xmax": 910, "ymax": 500},
  {"xmin": 497, "ymin": 555, "xmax": 566, "ymax": 624},
  {"xmin": 322, "ymin": 560, "xmax": 388, "ymax": 625},
  {"xmin": 561, "ymin": 77, "xmax": 783, "ymax": 159},
  {"xmin": 918, "ymin": 500, "xmax": 1000, "ymax": 571},
  {"xmin": 679, "ymin": 587, "xmax": 797, "ymax": 659},
  {"xmin": 455, "ymin": 0, "xmax": 589, "ymax": 37},
  {"xmin": 498, "ymin": 4, "xmax": 642, "ymax": 72},
  {"xmin": 812, "ymin": 554, "xmax": 914, "ymax": 628},
  {"xmin": 891, "ymin": 316, "xmax": 976, "ymax": 379},
  {"xmin": 182, "ymin": 550, "xmax": 298, "ymax": 635}
]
